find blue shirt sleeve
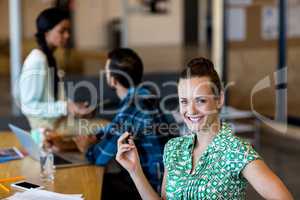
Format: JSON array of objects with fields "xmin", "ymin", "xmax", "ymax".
[
  {"xmin": 85, "ymin": 131, "xmax": 120, "ymax": 166},
  {"xmin": 85, "ymin": 108, "xmax": 135, "ymax": 166}
]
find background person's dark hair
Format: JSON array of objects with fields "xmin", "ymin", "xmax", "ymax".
[
  {"xmin": 35, "ymin": 7, "xmax": 70, "ymax": 99},
  {"xmin": 179, "ymin": 57, "xmax": 222, "ymax": 96},
  {"xmin": 107, "ymin": 48, "xmax": 144, "ymax": 88}
]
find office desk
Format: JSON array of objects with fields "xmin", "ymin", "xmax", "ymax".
[{"xmin": 0, "ymin": 132, "xmax": 104, "ymax": 200}]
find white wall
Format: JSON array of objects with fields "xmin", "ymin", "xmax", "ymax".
[
  {"xmin": 74, "ymin": 0, "xmax": 183, "ymax": 49},
  {"xmin": 0, "ymin": 0, "xmax": 183, "ymax": 49},
  {"xmin": 74, "ymin": 0, "xmax": 108, "ymax": 50},
  {"xmin": 22, "ymin": 0, "xmax": 54, "ymax": 39},
  {"xmin": 128, "ymin": 0, "xmax": 183, "ymax": 46},
  {"xmin": 0, "ymin": 0, "xmax": 54, "ymax": 40}
]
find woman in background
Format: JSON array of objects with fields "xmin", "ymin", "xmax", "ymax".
[
  {"xmin": 116, "ymin": 58, "xmax": 293, "ymax": 200},
  {"xmin": 19, "ymin": 8, "xmax": 95, "ymax": 138}
]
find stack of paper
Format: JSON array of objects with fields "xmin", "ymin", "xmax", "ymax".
[{"xmin": 6, "ymin": 189, "xmax": 83, "ymax": 200}]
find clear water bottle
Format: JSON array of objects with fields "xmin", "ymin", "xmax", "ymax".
[{"xmin": 40, "ymin": 148, "xmax": 55, "ymax": 182}]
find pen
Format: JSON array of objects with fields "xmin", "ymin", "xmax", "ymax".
[
  {"xmin": 0, "ymin": 183, "xmax": 9, "ymax": 193},
  {"xmin": 0, "ymin": 176, "xmax": 25, "ymax": 183}
]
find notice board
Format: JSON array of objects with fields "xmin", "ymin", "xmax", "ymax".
[{"xmin": 227, "ymin": 0, "xmax": 300, "ymax": 48}]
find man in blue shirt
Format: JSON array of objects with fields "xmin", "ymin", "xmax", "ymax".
[{"xmin": 74, "ymin": 48, "xmax": 178, "ymax": 199}]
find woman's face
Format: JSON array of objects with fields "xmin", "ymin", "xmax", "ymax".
[
  {"xmin": 45, "ymin": 19, "xmax": 70, "ymax": 48},
  {"xmin": 178, "ymin": 76, "xmax": 223, "ymax": 133}
]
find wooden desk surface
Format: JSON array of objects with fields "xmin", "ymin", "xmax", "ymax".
[{"xmin": 0, "ymin": 131, "xmax": 104, "ymax": 200}]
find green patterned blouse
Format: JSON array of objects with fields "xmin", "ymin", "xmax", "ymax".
[{"xmin": 163, "ymin": 123, "xmax": 260, "ymax": 200}]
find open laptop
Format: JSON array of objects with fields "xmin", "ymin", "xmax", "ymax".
[{"xmin": 8, "ymin": 124, "xmax": 90, "ymax": 168}]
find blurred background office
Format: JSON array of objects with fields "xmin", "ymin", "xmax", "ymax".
[{"xmin": 0, "ymin": 0, "xmax": 299, "ymax": 199}]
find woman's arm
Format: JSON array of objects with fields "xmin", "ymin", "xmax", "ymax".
[
  {"xmin": 20, "ymin": 57, "xmax": 91, "ymax": 118},
  {"xmin": 116, "ymin": 132, "xmax": 165, "ymax": 200},
  {"xmin": 130, "ymin": 166, "xmax": 167, "ymax": 200},
  {"xmin": 243, "ymin": 160, "xmax": 293, "ymax": 200},
  {"xmin": 161, "ymin": 171, "xmax": 167, "ymax": 200}
]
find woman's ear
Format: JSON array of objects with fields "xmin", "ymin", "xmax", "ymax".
[{"xmin": 44, "ymin": 31, "xmax": 49, "ymax": 41}]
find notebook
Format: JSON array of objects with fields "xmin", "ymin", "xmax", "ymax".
[
  {"xmin": 6, "ymin": 189, "xmax": 83, "ymax": 200},
  {"xmin": 0, "ymin": 147, "xmax": 24, "ymax": 163}
]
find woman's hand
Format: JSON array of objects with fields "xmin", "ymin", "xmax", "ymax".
[
  {"xmin": 43, "ymin": 131, "xmax": 80, "ymax": 152},
  {"xmin": 67, "ymin": 101, "xmax": 94, "ymax": 118},
  {"xmin": 116, "ymin": 132, "xmax": 163, "ymax": 200},
  {"xmin": 116, "ymin": 132, "xmax": 142, "ymax": 175},
  {"xmin": 43, "ymin": 130, "xmax": 59, "ymax": 150}
]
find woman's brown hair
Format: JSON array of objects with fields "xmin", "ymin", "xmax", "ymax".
[{"xmin": 179, "ymin": 57, "xmax": 222, "ymax": 96}]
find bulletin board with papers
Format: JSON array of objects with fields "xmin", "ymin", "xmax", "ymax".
[{"xmin": 227, "ymin": 0, "xmax": 300, "ymax": 48}]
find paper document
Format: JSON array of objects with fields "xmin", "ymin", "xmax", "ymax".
[
  {"xmin": 262, "ymin": 5, "xmax": 300, "ymax": 40},
  {"xmin": 6, "ymin": 189, "xmax": 83, "ymax": 200},
  {"xmin": 226, "ymin": 8, "xmax": 246, "ymax": 41}
]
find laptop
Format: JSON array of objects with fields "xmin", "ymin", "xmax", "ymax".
[{"xmin": 8, "ymin": 124, "xmax": 90, "ymax": 168}]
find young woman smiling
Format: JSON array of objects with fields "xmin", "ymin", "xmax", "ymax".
[{"xmin": 116, "ymin": 58, "xmax": 293, "ymax": 200}]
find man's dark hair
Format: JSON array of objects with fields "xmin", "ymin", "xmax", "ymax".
[
  {"xmin": 107, "ymin": 48, "xmax": 144, "ymax": 88},
  {"xmin": 179, "ymin": 57, "xmax": 222, "ymax": 96}
]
